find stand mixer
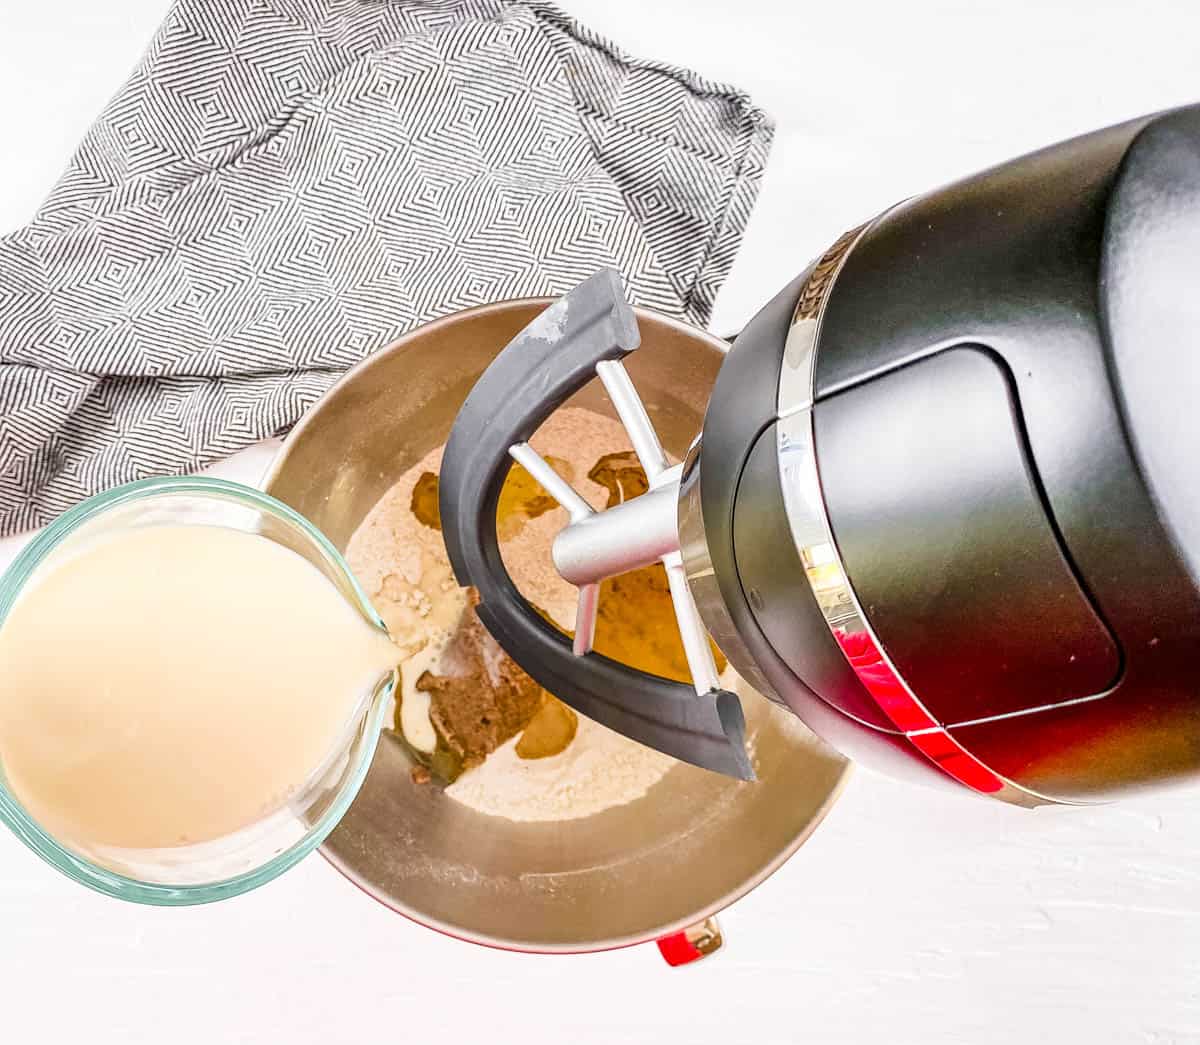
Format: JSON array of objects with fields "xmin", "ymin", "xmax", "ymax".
[{"xmin": 439, "ymin": 103, "xmax": 1200, "ymax": 808}]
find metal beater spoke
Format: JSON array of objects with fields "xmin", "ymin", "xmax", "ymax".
[
  {"xmin": 573, "ymin": 583, "xmax": 600, "ymax": 655},
  {"xmin": 511, "ymin": 390, "xmax": 709, "ymax": 681},
  {"xmin": 663, "ymin": 551, "xmax": 722, "ymax": 695},
  {"xmin": 652, "ymin": 462, "xmax": 684, "ymax": 492},
  {"xmin": 595, "ymin": 359, "xmax": 671, "ymax": 482},
  {"xmin": 508, "ymin": 443, "xmax": 593, "ymax": 522},
  {"xmin": 589, "ymin": 363, "xmax": 719, "ymax": 690},
  {"xmin": 509, "ymin": 442, "xmax": 601, "ymax": 658}
]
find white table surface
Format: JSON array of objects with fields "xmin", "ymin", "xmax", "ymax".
[{"xmin": 3, "ymin": 3, "xmax": 1200, "ymax": 1042}]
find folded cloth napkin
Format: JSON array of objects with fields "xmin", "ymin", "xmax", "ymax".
[{"xmin": 0, "ymin": 0, "xmax": 771, "ymax": 536}]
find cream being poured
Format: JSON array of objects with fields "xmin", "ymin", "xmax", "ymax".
[{"xmin": 0, "ymin": 525, "xmax": 398, "ymax": 860}]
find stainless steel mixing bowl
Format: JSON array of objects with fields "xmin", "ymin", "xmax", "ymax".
[{"xmin": 263, "ymin": 299, "xmax": 850, "ymax": 957}]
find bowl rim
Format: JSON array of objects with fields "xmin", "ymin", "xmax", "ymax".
[
  {"xmin": 266, "ymin": 297, "xmax": 853, "ymax": 951},
  {"xmin": 0, "ymin": 475, "xmax": 393, "ymax": 906},
  {"xmin": 261, "ymin": 296, "xmax": 733, "ymax": 491},
  {"xmin": 320, "ymin": 750, "xmax": 851, "ymax": 954}
]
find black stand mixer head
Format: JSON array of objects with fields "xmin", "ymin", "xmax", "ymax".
[{"xmin": 441, "ymin": 104, "xmax": 1200, "ymax": 806}]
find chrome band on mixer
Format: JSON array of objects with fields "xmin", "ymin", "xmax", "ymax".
[{"xmin": 774, "ymin": 224, "xmax": 1045, "ymax": 807}]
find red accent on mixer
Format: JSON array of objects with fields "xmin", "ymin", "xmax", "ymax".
[
  {"xmin": 656, "ymin": 932, "xmax": 706, "ymax": 967},
  {"xmin": 833, "ymin": 628, "xmax": 1003, "ymax": 794},
  {"xmin": 655, "ymin": 919, "xmax": 724, "ymax": 966}
]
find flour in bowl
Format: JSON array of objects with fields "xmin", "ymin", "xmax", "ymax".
[
  {"xmin": 445, "ymin": 713, "xmax": 676, "ymax": 821},
  {"xmin": 346, "ymin": 407, "xmax": 726, "ymax": 822}
]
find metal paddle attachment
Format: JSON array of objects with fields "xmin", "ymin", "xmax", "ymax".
[{"xmin": 438, "ymin": 270, "xmax": 753, "ymax": 780}]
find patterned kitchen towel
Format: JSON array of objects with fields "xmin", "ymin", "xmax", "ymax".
[{"xmin": 0, "ymin": 0, "xmax": 772, "ymax": 536}]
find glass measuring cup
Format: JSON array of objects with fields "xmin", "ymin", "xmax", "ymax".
[{"xmin": 0, "ymin": 477, "xmax": 395, "ymax": 905}]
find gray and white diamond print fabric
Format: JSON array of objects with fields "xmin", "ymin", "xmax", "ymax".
[{"xmin": 0, "ymin": 0, "xmax": 771, "ymax": 536}]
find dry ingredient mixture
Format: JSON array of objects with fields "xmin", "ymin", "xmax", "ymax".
[{"xmin": 345, "ymin": 407, "xmax": 726, "ymax": 822}]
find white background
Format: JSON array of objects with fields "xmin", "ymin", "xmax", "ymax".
[{"xmin": 2, "ymin": 2, "xmax": 1200, "ymax": 1042}]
